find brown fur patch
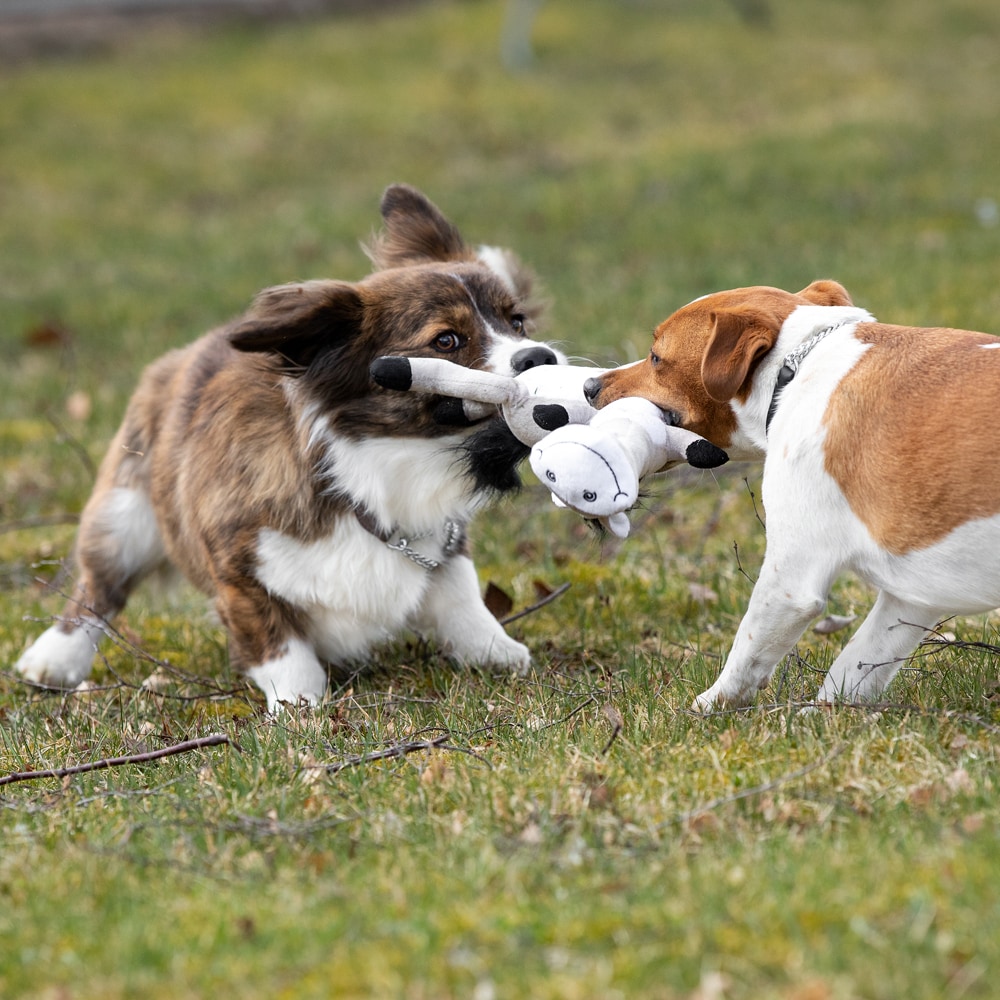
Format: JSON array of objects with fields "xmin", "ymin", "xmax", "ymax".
[{"xmin": 824, "ymin": 324, "xmax": 1000, "ymax": 554}]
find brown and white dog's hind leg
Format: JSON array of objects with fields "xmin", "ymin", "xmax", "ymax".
[
  {"xmin": 410, "ymin": 555, "xmax": 531, "ymax": 675},
  {"xmin": 814, "ymin": 592, "xmax": 943, "ymax": 704},
  {"xmin": 16, "ymin": 483, "xmax": 166, "ymax": 689}
]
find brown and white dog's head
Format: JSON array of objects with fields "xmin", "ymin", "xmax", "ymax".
[
  {"xmin": 585, "ymin": 280, "xmax": 855, "ymax": 458},
  {"xmin": 227, "ymin": 184, "xmax": 564, "ymax": 492}
]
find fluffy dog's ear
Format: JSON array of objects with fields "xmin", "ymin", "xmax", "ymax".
[
  {"xmin": 364, "ymin": 184, "xmax": 469, "ymax": 270},
  {"xmin": 702, "ymin": 307, "xmax": 782, "ymax": 402},
  {"xmin": 229, "ymin": 280, "xmax": 364, "ymax": 372},
  {"xmin": 798, "ymin": 280, "xmax": 853, "ymax": 307}
]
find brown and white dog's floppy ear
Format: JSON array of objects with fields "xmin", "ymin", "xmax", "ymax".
[
  {"xmin": 701, "ymin": 307, "xmax": 783, "ymax": 403},
  {"xmin": 797, "ymin": 279, "xmax": 853, "ymax": 307},
  {"xmin": 229, "ymin": 280, "xmax": 364, "ymax": 372},
  {"xmin": 365, "ymin": 184, "xmax": 468, "ymax": 270}
]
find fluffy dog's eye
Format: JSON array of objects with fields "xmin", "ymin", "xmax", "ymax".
[
  {"xmin": 511, "ymin": 314, "xmax": 526, "ymax": 336},
  {"xmin": 650, "ymin": 351, "xmax": 661, "ymax": 366},
  {"xmin": 432, "ymin": 331, "xmax": 465, "ymax": 353}
]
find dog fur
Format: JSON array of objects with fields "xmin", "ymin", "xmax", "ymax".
[
  {"xmin": 586, "ymin": 280, "xmax": 1000, "ymax": 708},
  {"xmin": 16, "ymin": 184, "xmax": 565, "ymax": 711}
]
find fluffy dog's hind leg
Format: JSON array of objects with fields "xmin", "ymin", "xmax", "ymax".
[{"xmin": 16, "ymin": 484, "xmax": 166, "ymax": 689}]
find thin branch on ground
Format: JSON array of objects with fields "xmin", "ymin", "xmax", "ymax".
[
  {"xmin": 0, "ymin": 733, "xmax": 237, "ymax": 788},
  {"xmin": 500, "ymin": 582, "xmax": 571, "ymax": 625},
  {"xmin": 44, "ymin": 407, "xmax": 97, "ymax": 479},
  {"xmin": 323, "ymin": 729, "xmax": 490, "ymax": 773}
]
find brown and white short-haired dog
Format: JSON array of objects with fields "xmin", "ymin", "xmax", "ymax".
[
  {"xmin": 586, "ymin": 280, "xmax": 1000, "ymax": 709},
  {"xmin": 16, "ymin": 184, "xmax": 565, "ymax": 711}
]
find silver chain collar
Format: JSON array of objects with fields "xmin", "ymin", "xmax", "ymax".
[
  {"xmin": 384, "ymin": 520, "xmax": 465, "ymax": 572},
  {"xmin": 765, "ymin": 320, "xmax": 852, "ymax": 434}
]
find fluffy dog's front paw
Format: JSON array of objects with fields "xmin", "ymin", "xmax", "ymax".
[{"xmin": 483, "ymin": 636, "xmax": 531, "ymax": 677}]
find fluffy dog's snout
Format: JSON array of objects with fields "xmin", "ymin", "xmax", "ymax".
[{"xmin": 512, "ymin": 345, "xmax": 559, "ymax": 373}]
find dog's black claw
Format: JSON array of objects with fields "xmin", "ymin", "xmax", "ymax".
[
  {"xmin": 432, "ymin": 398, "xmax": 475, "ymax": 426},
  {"xmin": 370, "ymin": 356, "xmax": 413, "ymax": 390},
  {"xmin": 533, "ymin": 403, "xmax": 570, "ymax": 431},
  {"xmin": 686, "ymin": 440, "xmax": 729, "ymax": 469}
]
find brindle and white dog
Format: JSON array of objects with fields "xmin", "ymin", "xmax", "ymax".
[{"xmin": 17, "ymin": 184, "xmax": 564, "ymax": 710}]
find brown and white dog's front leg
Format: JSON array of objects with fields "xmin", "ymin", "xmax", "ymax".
[
  {"xmin": 213, "ymin": 581, "xmax": 327, "ymax": 712},
  {"xmin": 693, "ymin": 555, "xmax": 829, "ymax": 711},
  {"xmin": 411, "ymin": 555, "xmax": 530, "ymax": 675}
]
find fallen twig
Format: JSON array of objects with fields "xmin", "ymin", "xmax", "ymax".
[
  {"xmin": 325, "ymin": 732, "xmax": 452, "ymax": 773},
  {"xmin": 500, "ymin": 582, "xmax": 571, "ymax": 625},
  {"xmin": 0, "ymin": 733, "xmax": 236, "ymax": 788}
]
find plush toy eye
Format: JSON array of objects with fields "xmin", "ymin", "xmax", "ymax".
[
  {"xmin": 545, "ymin": 470, "xmax": 556, "ymax": 482},
  {"xmin": 433, "ymin": 330, "xmax": 465, "ymax": 353},
  {"xmin": 583, "ymin": 490, "xmax": 597, "ymax": 502},
  {"xmin": 511, "ymin": 314, "xmax": 526, "ymax": 336}
]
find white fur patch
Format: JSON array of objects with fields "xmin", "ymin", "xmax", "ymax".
[
  {"xmin": 16, "ymin": 620, "xmax": 103, "ymax": 688},
  {"xmin": 255, "ymin": 516, "xmax": 432, "ymax": 664},
  {"xmin": 476, "ymin": 245, "xmax": 519, "ymax": 295},
  {"xmin": 95, "ymin": 487, "xmax": 165, "ymax": 578},
  {"xmin": 317, "ymin": 435, "xmax": 482, "ymax": 531},
  {"xmin": 245, "ymin": 637, "xmax": 328, "ymax": 712}
]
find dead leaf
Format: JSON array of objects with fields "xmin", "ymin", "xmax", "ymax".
[
  {"xmin": 812, "ymin": 614, "xmax": 857, "ymax": 635},
  {"xmin": 65, "ymin": 390, "xmax": 92, "ymax": 422},
  {"xmin": 959, "ymin": 812, "xmax": 985, "ymax": 835},
  {"xmin": 688, "ymin": 582, "xmax": 718, "ymax": 603},
  {"xmin": 518, "ymin": 821, "xmax": 543, "ymax": 845},
  {"xmin": 420, "ymin": 754, "xmax": 452, "ymax": 789},
  {"xmin": 690, "ymin": 970, "xmax": 730, "ymax": 1000},
  {"xmin": 532, "ymin": 578, "xmax": 555, "ymax": 599},
  {"xmin": 483, "ymin": 582, "xmax": 514, "ymax": 620},
  {"xmin": 601, "ymin": 703, "xmax": 624, "ymax": 733},
  {"xmin": 944, "ymin": 767, "xmax": 974, "ymax": 796},
  {"xmin": 25, "ymin": 321, "xmax": 74, "ymax": 349}
]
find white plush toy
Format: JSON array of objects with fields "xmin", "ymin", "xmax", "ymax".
[
  {"xmin": 528, "ymin": 396, "xmax": 728, "ymax": 538},
  {"xmin": 369, "ymin": 356, "xmax": 728, "ymax": 536},
  {"xmin": 369, "ymin": 355, "xmax": 598, "ymax": 445}
]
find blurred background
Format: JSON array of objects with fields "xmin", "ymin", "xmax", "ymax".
[{"xmin": 2, "ymin": 0, "xmax": 999, "ymax": 519}]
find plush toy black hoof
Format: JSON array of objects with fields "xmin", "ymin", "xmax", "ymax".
[
  {"xmin": 686, "ymin": 439, "xmax": 729, "ymax": 469},
  {"xmin": 370, "ymin": 356, "xmax": 413, "ymax": 390}
]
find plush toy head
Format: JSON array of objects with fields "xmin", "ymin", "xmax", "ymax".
[{"xmin": 529, "ymin": 397, "xmax": 728, "ymax": 537}]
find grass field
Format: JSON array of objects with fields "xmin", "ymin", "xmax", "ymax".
[{"xmin": 2, "ymin": 0, "xmax": 999, "ymax": 996}]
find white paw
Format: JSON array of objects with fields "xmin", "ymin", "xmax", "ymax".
[
  {"xmin": 450, "ymin": 634, "xmax": 531, "ymax": 677},
  {"xmin": 15, "ymin": 624, "xmax": 100, "ymax": 689},
  {"xmin": 691, "ymin": 688, "xmax": 718, "ymax": 714},
  {"xmin": 245, "ymin": 638, "xmax": 328, "ymax": 713}
]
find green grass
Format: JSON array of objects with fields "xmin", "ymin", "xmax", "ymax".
[{"xmin": 2, "ymin": 0, "xmax": 1000, "ymax": 996}]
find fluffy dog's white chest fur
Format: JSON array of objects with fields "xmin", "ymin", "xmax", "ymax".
[
  {"xmin": 255, "ymin": 434, "xmax": 481, "ymax": 664},
  {"xmin": 255, "ymin": 519, "xmax": 430, "ymax": 662}
]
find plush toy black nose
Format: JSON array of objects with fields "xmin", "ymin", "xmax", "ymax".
[
  {"xmin": 583, "ymin": 376, "xmax": 602, "ymax": 403},
  {"xmin": 511, "ymin": 346, "xmax": 558, "ymax": 373}
]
